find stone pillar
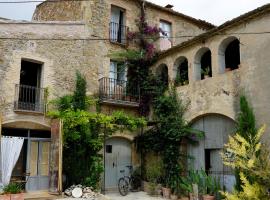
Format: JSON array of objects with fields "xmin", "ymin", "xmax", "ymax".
[{"xmin": 49, "ymin": 119, "xmax": 63, "ymax": 194}]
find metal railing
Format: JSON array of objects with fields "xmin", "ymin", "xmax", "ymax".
[
  {"xmin": 109, "ymin": 22, "xmax": 128, "ymax": 44},
  {"xmin": 99, "ymin": 77, "xmax": 140, "ymax": 104},
  {"xmin": 14, "ymin": 84, "xmax": 45, "ymax": 113}
]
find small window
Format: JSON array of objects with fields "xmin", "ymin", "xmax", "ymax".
[
  {"xmin": 160, "ymin": 20, "xmax": 172, "ymax": 40},
  {"xmin": 106, "ymin": 145, "xmax": 112, "ymax": 153}
]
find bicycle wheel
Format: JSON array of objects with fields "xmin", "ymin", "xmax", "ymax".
[{"xmin": 118, "ymin": 178, "xmax": 129, "ymax": 196}]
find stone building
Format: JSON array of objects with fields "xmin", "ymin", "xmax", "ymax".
[
  {"xmin": 0, "ymin": 0, "xmax": 213, "ymax": 193},
  {"xmin": 0, "ymin": 0, "xmax": 269, "ymax": 194},
  {"xmin": 151, "ymin": 3, "xmax": 270, "ymax": 191}
]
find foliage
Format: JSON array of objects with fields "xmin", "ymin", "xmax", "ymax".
[
  {"xmin": 236, "ymin": 95, "xmax": 257, "ymax": 143},
  {"xmin": 3, "ymin": 183, "xmax": 22, "ymax": 194},
  {"xmin": 201, "ymin": 66, "xmax": 210, "ymax": 76},
  {"xmin": 135, "ymin": 88, "xmax": 204, "ymax": 189},
  {"xmin": 222, "ymin": 125, "xmax": 270, "ymax": 199},
  {"xmin": 145, "ymin": 156, "xmax": 164, "ymax": 183},
  {"xmin": 234, "ymin": 95, "xmax": 257, "ymax": 191},
  {"xmin": 48, "ymin": 72, "xmax": 146, "ymax": 189}
]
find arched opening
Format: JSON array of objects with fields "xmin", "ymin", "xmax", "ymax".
[
  {"xmin": 156, "ymin": 64, "xmax": 169, "ymax": 87},
  {"xmin": 174, "ymin": 57, "xmax": 189, "ymax": 86},
  {"xmin": 219, "ymin": 37, "xmax": 240, "ymax": 73},
  {"xmin": 188, "ymin": 114, "xmax": 236, "ymax": 192},
  {"xmin": 194, "ymin": 47, "xmax": 212, "ymax": 80}
]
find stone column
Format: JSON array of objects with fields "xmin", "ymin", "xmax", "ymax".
[{"xmin": 49, "ymin": 119, "xmax": 63, "ymax": 194}]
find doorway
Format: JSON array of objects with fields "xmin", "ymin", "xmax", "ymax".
[
  {"xmin": 18, "ymin": 60, "xmax": 42, "ymax": 111},
  {"xmin": 105, "ymin": 138, "xmax": 131, "ymax": 190},
  {"xmin": 2, "ymin": 128, "xmax": 51, "ymax": 192},
  {"xmin": 188, "ymin": 114, "xmax": 236, "ymax": 191}
]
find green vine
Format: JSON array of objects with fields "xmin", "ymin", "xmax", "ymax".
[{"xmin": 48, "ymin": 72, "xmax": 146, "ymax": 189}]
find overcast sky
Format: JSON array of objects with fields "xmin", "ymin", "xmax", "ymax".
[{"xmin": 0, "ymin": 0, "xmax": 269, "ymax": 25}]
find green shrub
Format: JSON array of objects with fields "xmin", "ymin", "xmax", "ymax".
[{"xmin": 3, "ymin": 183, "xmax": 22, "ymax": 194}]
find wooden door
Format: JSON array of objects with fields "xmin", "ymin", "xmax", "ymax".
[{"xmin": 105, "ymin": 138, "xmax": 131, "ymax": 190}]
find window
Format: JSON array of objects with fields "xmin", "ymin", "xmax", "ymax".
[
  {"xmin": 160, "ymin": 20, "xmax": 172, "ymax": 39},
  {"xmin": 109, "ymin": 61, "xmax": 127, "ymax": 83},
  {"xmin": 106, "ymin": 145, "xmax": 112, "ymax": 153},
  {"xmin": 110, "ymin": 6, "xmax": 126, "ymax": 44},
  {"xmin": 174, "ymin": 57, "xmax": 189, "ymax": 86},
  {"xmin": 160, "ymin": 20, "xmax": 172, "ymax": 50}
]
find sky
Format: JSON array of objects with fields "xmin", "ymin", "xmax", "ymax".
[{"xmin": 0, "ymin": 0, "xmax": 269, "ymax": 25}]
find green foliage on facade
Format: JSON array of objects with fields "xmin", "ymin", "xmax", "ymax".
[
  {"xmin": 48, "ymin": 72, "xmax": 146, "ymax": 189},
  {"xmin": 235, "ymin": 95, "xmax": 257, "ymax": 191},
  {"xmin": 135, "ymin": 88, "xmax": 203, "ymax": 188},
  {"xmin": 222, "ymin": 125, "xmax": 270, "ymax": 199}
]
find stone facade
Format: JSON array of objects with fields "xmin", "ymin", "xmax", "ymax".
[{"xmin": 151, "ymin": 7, "xmax": 270, "ymax": 143}]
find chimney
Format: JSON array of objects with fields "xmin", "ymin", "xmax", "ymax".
[{"xmin": 165, "ymin": 4, "xmax": 174, "ymax": 9}]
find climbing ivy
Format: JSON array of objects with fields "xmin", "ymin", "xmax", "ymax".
[{"xmin": 48, "ymin": 72, "xmax": 146, "ymax": 189}]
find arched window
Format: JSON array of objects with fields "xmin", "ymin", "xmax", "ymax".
[
  {"xmin": 156, "ymin": 64, "xmax": 169, "ymax": 87},
  {"xmin": 194, "ymin": 47, "xmax": 212, "ymax": 80},
  {"xmin": 174, "ymin": 56, "xmax": 188, "ymax": 86},
  {"xmin": 219, "ymin": 37, "xmax": 240, "ymax": 73}
]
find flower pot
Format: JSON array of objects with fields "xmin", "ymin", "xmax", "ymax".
[
  {"xmin": 202, "ymin": 194, "xmax": 215, "ymax": 200},
  {"xmin": 189, "ymin": 193, "xmax": 196, "ymax": 200},
  {"xmin": 225, "ymin": 68, "xmax": 232, "ymax": 72},
  {"xmin": 170, "ymin": 194, "xmax": 178, "ymax": 200},
  {"xmin": 11, "ymin": 193, "xmax": 24, "ymax": 200},
  {"xmin": 142, "ymin": 181, "xmax": 150, "ymax": 193},
  {"xmin": 204, "ymin": 75, "xmax": 210, "ymax": 79},
  {"xmin": 0, "ymin": 194, "xmax": 11, "ymax": 200},
  {"xmin": 162, "ymin": 187, "xmax": 171, "ymax": 199}
]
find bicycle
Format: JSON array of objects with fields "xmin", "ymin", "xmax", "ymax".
[{"xmin": 118, "ymin": 165, "xmax": 134, "ymax": 196}]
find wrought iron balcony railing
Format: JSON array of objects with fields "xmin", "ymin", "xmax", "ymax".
[
  {"xmin": 99, "ymin": 77, "xmax": 140, "ymax": 106},
  {"xmin": 109, "ymin": 22, "xmax": 128, "ymax": 44},
  {"xmin": 14, "ymin": 84, "xmax": 45, "ymax": 113}
]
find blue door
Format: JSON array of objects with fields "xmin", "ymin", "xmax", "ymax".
[{"xmin": 105, "ymin": 138, "xmax": 131, "ymax": 190}]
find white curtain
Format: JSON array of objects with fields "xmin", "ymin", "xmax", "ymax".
[
  {"xmin": 1, "ymin": 136, "xmax": 24, "ymax": 186},
  {"xmin": 110, "ymin": 7, "xmax": 121, "ymax": 41}
]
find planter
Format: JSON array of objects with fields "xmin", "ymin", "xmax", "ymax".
[
  {"xmin": 225, "ymin": 68, "xmax": 232, "ymax": 72},
  {"xmin": 204, "ymin": 75, "xmax": 210, "ymax": 79},
  {"xmin": 162, "ymin": 187, "xmax": 171, "ymax": 199},
  {"xmin": 0, "ymin": 194, "xmax": 10, "ymax": 200},
  {"xmin": 189, "ymin": 193, "xmax": 196, "ymax": 200},
  {"xmin": 10, "ymin": 193, "xmax": 24, "ymax": 200},
  {"xmin": 142, "ymin": 181, "xmax": 150, "ymax": 193},
  {"xmin": 170, "ymin": 194, "xmax": 178, "ymax": 200},
  {"xmin": 202, "ymin": 194, "xmax": 215, "ymax": 200}
]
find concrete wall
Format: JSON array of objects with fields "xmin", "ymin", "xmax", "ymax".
[{"xmin": 151, "ymin": 13, "xmax": 270, "ymax": 143}]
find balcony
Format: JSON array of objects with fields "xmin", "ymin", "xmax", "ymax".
[
  {"xmin": 14, "ymin": 84, "xmax": 45, "ymax": 113},
  {"xmin": 109, "ymin": 22, "xmax": 128, "ymax": 45},
  {"xmin": 99, "ymin": 77, "xmax": 140, "ymax": 107}
]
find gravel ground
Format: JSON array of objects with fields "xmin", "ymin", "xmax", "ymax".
[{"xmin": 105, "ymin": 191, "xmax": 164, "ymax": 200}]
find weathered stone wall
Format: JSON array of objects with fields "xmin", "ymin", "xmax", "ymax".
[
  {"xmin": 0, "ymin": 21, "xmax": 104, "ymax": 128},
  {"xmin": 33, "ymin": 1, "xmax": 83, "ymax": 21},
  {"xmin": 151, "ymin": 13, "xmax": 270, "ymax": 143}
]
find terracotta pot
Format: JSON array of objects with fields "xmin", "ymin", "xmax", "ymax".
[
  {"xmin": 204, "ymin": 75, "xmax": 210, "ymax": 79},
  {"xmin": 225, "ymin": 68, "xmax": 232, "ymax": 72},
  {"xmin": 162, "ymin": 187, "xmax": 171, "ymax": 199},
  {"xmin": 0, "ymin": 194, "xmax": 11, "ymax": 200},
  {"xmin": 202, "ymin": 194, "xmax": 215, "ymax": 200},
  {"xmin": 189, "ymin": 193, "xmax": 196, "ymax": 200},
  {"xmin": 11, "ymin": 193, "xmax": 24, "ymax": 200},
  {"xmin": 170, "ymin": 194, "xmax": 178, "ymax": 200}
]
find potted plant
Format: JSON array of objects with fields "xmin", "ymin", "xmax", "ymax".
[
  {"xmin": 201, "ymin": 67, "xmax": 211, "ymax": 78},
  {"xmin": 2, "ymin": 183, "xmax": 24, "ymax": 200},
  {"xmin": 225, "ymin": 67, "xmax": 231, "ymax": 72},
  {"xmin": 170, "ymin": 176, "xmax": 179, "ymax": 200},
  {"xmin": 179, "ymin": 177, "xmax": 192, "ymax": 200},
  {"xmin": 145, "ymin": 158, "xmax": 163, "ymax": 196}
]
